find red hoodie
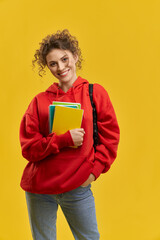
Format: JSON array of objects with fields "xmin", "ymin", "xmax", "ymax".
[{"xmin": 19, "ymin": 76, "xmax": 120, "ymax": 194}]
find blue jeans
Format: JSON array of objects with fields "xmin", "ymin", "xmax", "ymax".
[{"xmin": 25, "ymin": 184, "xmax": 100, "ymax": 240}]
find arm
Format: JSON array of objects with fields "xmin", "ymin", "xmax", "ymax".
[
  {"xmin": 91, "ymin": 84, "xmax": 120, "ymax": 179},
  {"xmin": 19, "ymin": 97, "xmax": 74, "ymax": 162}
]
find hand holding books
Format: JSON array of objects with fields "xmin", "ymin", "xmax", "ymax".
[{"xmin": 69, "ymin": 128, "xmax": 85, "ymax": 147}]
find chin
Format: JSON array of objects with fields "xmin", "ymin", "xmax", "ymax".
[{"xmin": 60, "ymin": 75, "xmax": 73, "ymax": 82}]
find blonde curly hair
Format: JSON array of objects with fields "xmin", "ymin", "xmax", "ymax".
[{"xmin": 32, "ymin": 29, "xmax": 83, "ymax": 77}]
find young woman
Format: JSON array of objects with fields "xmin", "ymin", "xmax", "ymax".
[{"xmin": 19, "ymin": 29, "xmax": 120, "ymax": 240}]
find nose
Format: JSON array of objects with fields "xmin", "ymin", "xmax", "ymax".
[{"xmin": 57, "ymin": 61, "xmax": 65, "ymax": 71}]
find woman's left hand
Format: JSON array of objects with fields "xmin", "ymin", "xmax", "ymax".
[{"xmin": 80, "ymin": 173, "xmax": 96, "ymax": 187}]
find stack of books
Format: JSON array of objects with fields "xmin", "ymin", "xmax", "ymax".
[{"xmin": 49, "ymin": 101, "xmax": 84, "ymax": 136}]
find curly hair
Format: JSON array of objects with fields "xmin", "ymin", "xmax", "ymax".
[{"xmin": 32, "ymin": 29, "xmax": 83, "ymax": 77}]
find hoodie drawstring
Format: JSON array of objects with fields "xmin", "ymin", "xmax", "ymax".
[
  {"xmin": 56, "ymin": 87, "xmax": 60, "ymax": 100},
  {"xmin": 72, "ymin": 86, "xmax": 77, "ymax": 103}
]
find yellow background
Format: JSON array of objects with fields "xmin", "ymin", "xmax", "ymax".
[{"xmin": 0, "ymin": 0, "xmax": 160, "ymax": 239}]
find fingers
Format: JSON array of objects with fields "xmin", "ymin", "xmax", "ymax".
[
  {"xmin": 74, "ymin": 128, "xmax": 85, "ymax": 131},
  {"xmin": 74, "ymin": 128, "xmax": 85, "ymax": 134},
  {"xmin": 69, "ymin": 128, "xmax": 85, "ymax": 147},
  {"xmin": 69, "ymin": 128, "xmax": 85, "ymax": 136}
]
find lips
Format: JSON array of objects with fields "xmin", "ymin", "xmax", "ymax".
[{"xmin": 58, "ymin": 69, "xmax": 70, "ymax": 76}]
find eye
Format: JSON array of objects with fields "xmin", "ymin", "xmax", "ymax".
[
  {"xmin": 62, "ymin": 57, "xmax": 68, "ymax": 62},
  {"xmin": 50, "ymin": 62, "xmax": 56, "ymax": 67}
]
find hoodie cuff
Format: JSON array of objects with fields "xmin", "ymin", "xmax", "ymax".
[
  {"xmin": 55, "ymin": 130, "xmax": 74, "ymax": 149},
  {"xmin": 91, "ymin": 160, "xmax": 106, "ymax": 180}
]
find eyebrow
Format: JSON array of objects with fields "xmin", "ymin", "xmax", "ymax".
[{"xmin": 48, "ymin": 54, "xmax": 68, "ymax": 63}]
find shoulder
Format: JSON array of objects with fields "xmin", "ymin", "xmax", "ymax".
[
  {"xmin": 25, "ymin": 91, "xmax": 47, "ymax": 114},
  {"xmin": 35, "ymin": 91, "xmax": 48, "ymax": 99},
  {"xmin": 29, "ymin": 91, "xmax": 49, "ymax": 105},
  {"xmin": 93, "ymin": 83, "xmax": 107, "ymax": 91},
  {"xmin": 93, "ymin": 83, "xmax": 110, "ymax": 98},
  {"xmin": 28, "ymin": 91, "xmax": 46, "ymax": 105},
  {"xmin": 91, "ymin": 83, "xmax": 113, "ymax": 112}
]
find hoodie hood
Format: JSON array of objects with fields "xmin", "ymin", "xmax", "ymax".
[{"xmin": 46, "ymin": 76, "xmax": 89, "ymax": 102}]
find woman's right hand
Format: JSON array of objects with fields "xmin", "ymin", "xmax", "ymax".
[{"xmin": 69, "ymin": 128, "xmax": 85, "ymax": 147}]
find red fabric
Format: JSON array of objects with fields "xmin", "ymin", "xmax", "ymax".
[{"xmin": 19, "ymin": 76, "xmax": 120, "ymax": 194}]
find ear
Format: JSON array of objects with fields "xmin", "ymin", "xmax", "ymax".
[{"xmin": 73, "ymin": 53, "xmax": 79, "ymax": 64}]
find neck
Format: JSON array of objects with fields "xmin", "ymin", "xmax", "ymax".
[{"xmin": 58, "ymin": 74, "xmax": 77, "ymax": 93}]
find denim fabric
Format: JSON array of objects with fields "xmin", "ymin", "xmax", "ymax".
[{"xmin": 25, "ymin": 184, "xmax": 100, "ymax": 240}]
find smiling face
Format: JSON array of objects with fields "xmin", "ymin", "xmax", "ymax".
[{"xmin": 46, "ymin": 48, "xmax": 78, "ymax": 87}]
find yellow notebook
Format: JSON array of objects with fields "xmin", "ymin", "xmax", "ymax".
[{"xmin": 52, "ymin": 106, "xmax": 84, "ymax": 135}]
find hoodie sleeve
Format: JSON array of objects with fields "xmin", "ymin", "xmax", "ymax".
[
  {"xmin": 91, "ymin": 84, "xmax": 120, "ymax": 179},
  {"xmin": 19, "ymin": 97, "xmax": 74, "ymax": 162}
]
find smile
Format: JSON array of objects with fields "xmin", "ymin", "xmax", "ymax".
[{"xmin": 58, "ymin": 69, "xmax": 70, "ymax": 77}]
